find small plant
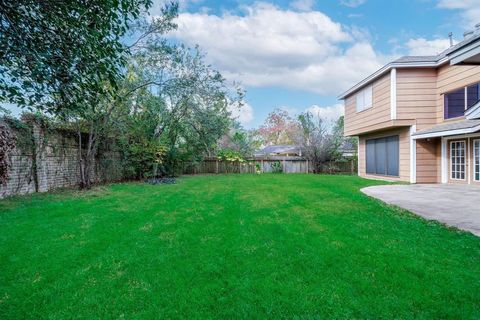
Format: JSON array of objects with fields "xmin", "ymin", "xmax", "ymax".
[
  {"xmin": 270, "ymin": 161, "xmax": 283, "ymax": 173},
  {"xmin": 255, "ymin": 163, "xmax": 262, "ymax": 174}
]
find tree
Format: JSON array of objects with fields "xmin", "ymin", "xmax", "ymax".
[
  {"xmin": 217, "ymin": 122, "xmax": 259, "ymax": 157},
  {"xmin": 117, "ymin": 44, "xmax": 239, "ymax": 177},
  {"xmin": 52, "ymin": 3, "xmax": 179, "ymax": 188},
  {"xmin": 0, "ymin": 0, "xmax": 164, "ymax": 114},
  {"xmin": 295, "ymin": 112, "xmax": 340, "ymax": 173},
  {"xmin": 332, "ymin": 116, "xmax": 357, "ymax": 158},
  {"xmin": 257, "ymin": 109, "xmax": 298, "ymax": 145}
]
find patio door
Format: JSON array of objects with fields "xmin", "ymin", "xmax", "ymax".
[{"xmin": 450, "ymin": 140, "xmax": 466, "ymax": 180}]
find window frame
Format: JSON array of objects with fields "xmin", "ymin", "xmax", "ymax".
[
  {"xmin": 356, "ymin": 85, "xmax": 373, "ymax": 113},
  {"xmin": 450, "ymin": 140, "xmax": 466, "ymax": 181},
  {"xmin": 444, "ymin": 81, "xmax": 480, "ymax": 119},
  {"xmin": 474, "ymin": 139, "xmax": 480, "ymax": 182}
]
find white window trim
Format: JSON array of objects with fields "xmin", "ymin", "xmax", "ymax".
[
  {"xmin": 450, "ymin": 140, "xmax": 466, "ymax": 181},
  {"xmin": 356, "ymin": 85, "xmax": 373, "ymax": 113},
  {"xmin": 474, "ymin": 139, "xmax": 480, "ymax": 182}
]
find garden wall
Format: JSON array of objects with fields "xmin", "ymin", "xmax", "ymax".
[{"xmin": 0, "ymin": 120, "xmax": 124, "ymax": 199}]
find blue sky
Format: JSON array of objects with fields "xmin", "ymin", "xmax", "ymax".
[{"xmin": 4, "ymin": 0, "xmax": 479, "ymax": 128}]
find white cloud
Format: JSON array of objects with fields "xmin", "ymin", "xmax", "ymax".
[
  {"xmin": 290, "ymin": 0, "xmax": 315, "ymax": 12},
  {"xmin": 340, "ymin": 0, "xmax": 366, "ymax": 8},
  {"xmin": 306, "ymin": 103, "xmax": 344, "ymax": 125},
  {"xmin": 228, "ymin": 101, "xmax": 254, "ymax": 125},
  {"xmin": 406, "ymin": 38, "xmax": 452, "ymax": 55},
  {"xmin": 168, "ymin": 2, "xmax": 385, "ymax": 95},
  {"xmin": 437, "ymin": 0, "xmax": 480, "ymax": 29}
]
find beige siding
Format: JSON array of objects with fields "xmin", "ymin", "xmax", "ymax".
[
  {"xmin": 358, "ymin": 128, "xmax": 410, "ymax": 182},
  {"xmin": 436, "ymin": 64, "xmax": 480, "ymax": 123},
  {"xmin": 416, "ymin": 138, "xmax": 440, "ymax": 183},
  {"xmin": 396, "ymin": 68, "xmax": 438, "ymax": 131},
  {"xmin": 344, "ymin": 73, "xmax": 391, "ymax": 136}
]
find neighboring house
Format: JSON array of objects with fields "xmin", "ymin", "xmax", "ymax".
[
  {"xmin": 254, "ymin": 145, "xmax": 302, "ymax": 157},
  {"xmin": 339, "ymin": 139, "xmax": 357, "ymax": 158},
  {"xmin": 340, "ymin": 27, "xmax": 480, "ymax": 185}
]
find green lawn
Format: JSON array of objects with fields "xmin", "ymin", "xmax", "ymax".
[{"xmin": 0, "ymin": 175, "xmax": 479, "ymax": 319}]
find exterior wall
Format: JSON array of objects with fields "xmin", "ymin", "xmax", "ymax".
[
  {"xmin": 396, "ymin": 68, "xmax": 438, "ymax": 130},
  {"xmin": 415, "ymin": 138, "xmax": 441, "ymax": 183},
  {"xmin": 436, "ymin": 64, "xmax": 480, "ymax": 123},
  {"xmin": 358, "ymin": 127, "xmax": 411, "ymax": 182},
  {"xmin": 344, "ymin": 73, "xmax": 391, "ymax": 136},
  {"xmin": 0, "ymin": 121, "xmax": 125, "ymax": 199}
]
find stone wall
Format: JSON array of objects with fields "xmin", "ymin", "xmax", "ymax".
[{"xmin": 0, "ymin": 120, "xmax": 124, "ymax": 198}]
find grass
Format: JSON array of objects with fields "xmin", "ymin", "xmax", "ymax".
[{"xmin": 0, "ymin": 174, "xmax": 479, "ymax": 319}]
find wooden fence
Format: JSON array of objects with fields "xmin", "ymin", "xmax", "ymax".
[{"xmin": 182, "ymin": 157, "xmax": 357, "ymax": 175}]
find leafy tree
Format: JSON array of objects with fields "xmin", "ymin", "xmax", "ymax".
[
  {"xmin": 118, "ymin": 44, "xmax": 239, "ymax": 177},
  {"xmin": 0, "ymin": 0, "xmax": 166, "ymax": 114},
  {"xmin": 217, "ymin": 122, "xmax": 259, "ymax": 157},
  {"xmin": 257, "ymin": 109, "xmax": 298, "ymax": 145}
]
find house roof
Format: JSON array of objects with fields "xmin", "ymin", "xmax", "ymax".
[
  {"xmin": 338, "ymin": 32, "xmax": 480, "ymax": 99},
  {"xmin": 466, "ymin": 100, "xmax": 480, "ymax": 119},
  {"xmin": 412, "ymin": 119, "xmax": 480, "ymax": 139},
  {"xmin": 254, "ymin": 145, "xmax": 301, "ymax": 156}
]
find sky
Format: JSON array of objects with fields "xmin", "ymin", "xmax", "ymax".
[
  {"xmin": 4, "ymin": 0, "xmax": 480, "ymax": 129},
  {"xmin": 153, "ymin": 0, "xmax": 480, "ymax": 128}
]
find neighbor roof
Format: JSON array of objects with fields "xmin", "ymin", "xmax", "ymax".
[
  {"xmin": 254, "ymin": 145, "xmax": 301, "ymax": 156},
  {"xmin": 412, "ymin": 119, "xmax": 480, "ymax": 139},
  {"xmin": 338, "ymin": 32, "xmax": 480, "ymax": 99}
]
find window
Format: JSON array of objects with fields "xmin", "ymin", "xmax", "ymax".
[
  {"xmin": 450, "ymin": 141, "xmax": 466, "ymax": 180},
  {"xmin": 474, "ymin": 140, "xmax": 480, "ymax": 182},
  {"xmin": 444, "ymin": 82, "xmax": 480, "ymax": 119},
  {"xmin": 356, "ymin": 85, "xmax": 373, "ymax": 112},
  {"xmin": 467, "ymin": 83, "xmax": 480, "ymax": 109},
  {"xmin": 444, "ymin": 88, "xmax": 465, "ymax": 119},
  {"xmin": 366, "ymin": 135, "xmax": 399, "ymax": 176}
]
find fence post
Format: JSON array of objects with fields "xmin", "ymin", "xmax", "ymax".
[
  {"xmin": 283, "ymin": 159, "xmax": 286, "ymax": 173},
  {"xmin": 216, "ymin": 160, "xmax": 219, "ymax": 174},
  {"xmin": 306, "ymin": 159, "xmax": 309, "ymax": 173},
  {"xmin": 261, "ymin": 159, "xmax": 264, "ymax": 173}
]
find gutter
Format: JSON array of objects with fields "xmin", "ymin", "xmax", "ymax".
[{"xmin": 412, "ymin": 124, "xmax": 480, "ymax": 140}]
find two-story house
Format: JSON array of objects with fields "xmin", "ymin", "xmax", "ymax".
[{"xmin": 341, "ymin": 28, "xmax": 480, "ymax": 185}]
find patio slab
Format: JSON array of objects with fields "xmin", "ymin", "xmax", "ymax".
[{"xmin": 362, "ymin": 184, "xmax": 480, "ymax": 236}]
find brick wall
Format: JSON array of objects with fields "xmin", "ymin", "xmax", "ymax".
[{"xmin": 0, "ymin": 120, "xmax": 125, "ymax": 198}]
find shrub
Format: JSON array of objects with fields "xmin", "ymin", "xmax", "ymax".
[{"xmin": 270, "ymin": 161, "xmax": 283, "ymax": 173}]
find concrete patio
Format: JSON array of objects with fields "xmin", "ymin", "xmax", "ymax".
[{"xmin": 362, "ymin": 184, "xmax": 480, "ymax": 236}]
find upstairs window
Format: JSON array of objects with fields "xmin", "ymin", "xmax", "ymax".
[
  {"xmin": 356, "ymin": 85, "xmax": 373, "ymax": 112},
  {"xmin": 444, "ymin": 82, "xmax": 480, "ymax": 119}
]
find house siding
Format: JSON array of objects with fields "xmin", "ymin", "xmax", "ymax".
[
  {"xmin": 344, "ymin": 73, "xmax": 391, "ymax": 136},
  {"xmin": 396, "ymin": 68, "xmax": 438, "ymax": 130},
  {"xmin": 436, "ymin": 64, "xmax": 480, "ymax": 123},
  {"xmin": 416, "ymin": 138, "xmax": 441, "ymax": 183}
]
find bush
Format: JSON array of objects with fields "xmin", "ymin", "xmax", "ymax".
[{"xmin": 270, "ymin": 161, "xmax": 283, "ymax": 173}]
